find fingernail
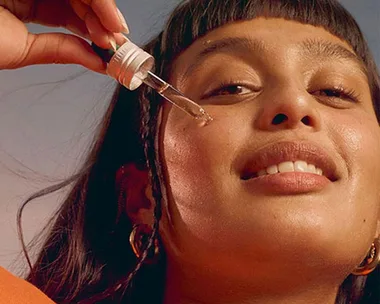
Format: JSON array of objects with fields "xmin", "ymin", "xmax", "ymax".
[
  {"xmin": 109, "ymin": 35, "xmax": 117, "ymax": 51},
  {"xmin": 120, "ymin": 33, "xmax": 129, "ymax": 43},
  {"xmin": 117, "ymin": 8, "xmax": 129, "ymax": 34},
  {"xmin": 113, "ymin": 33, "xmax": 129, "ymax": 47}
]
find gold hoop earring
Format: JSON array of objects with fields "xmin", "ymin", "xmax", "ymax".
[
  {"xmin": 352, "ymin": 237, "xmax": 380, "ymax": 276},
  {"xmin": 129, "ymin": 224, "xmax": 160, "ymax": 264}
]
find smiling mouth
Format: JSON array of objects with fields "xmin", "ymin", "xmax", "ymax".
[
  {"xmin": 238, "ymin": 141, "xmax": 339, "ymax": 185},
  {"xmin": 243, "ymin": 160, "xmax": 325, "ymax": 180}
]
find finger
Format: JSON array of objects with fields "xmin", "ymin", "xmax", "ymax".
[
  {"xmin": 68, "ymin": 12, "xmax": 127, "ymax": 49},
  {"xmin": 54, "ymin": 8, "xmax": 90, "ymax": 40},
  {"xmin": 26, "ymin": 2, "xmax": 92, "ymax": 42},
  {"xmin": 69, "ymin": 1, "xmax": 115, "ymax": 49},
  {"xmin": 65, "ymin": 16, "xmax": 90, "ymax": 40},
  {"xmin": 114, "ymin": 33, "xmax": 128, "ymax": 46},
  {"xmin": 18, "ymin": 33, "xmax": 107, "ymax": 74},
  {"xmin": 29, "ymin": 0, "xmax": 74, "ymax": 27},
  {"xmin": 26, "ymin": 1, "xmax": 89, "ymax": 40},
  {"xmin": 81, "ymin": 0, "xmax": 129, "ymax": 33},
  {"xmin": 69, "ymin": 0, "xmax": 90, "ymax": 21},
  {"xmin": 84, "ymin": 11, "xmax": 116, "ymax": 50},
  {"xmin": 0, "ymin": 0, "xmax": 33, "ymax": 22}
]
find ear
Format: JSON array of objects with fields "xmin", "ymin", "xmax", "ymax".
[{"xmin": 116, "ymin": 163, "xmax": 155, "ymax": 226}]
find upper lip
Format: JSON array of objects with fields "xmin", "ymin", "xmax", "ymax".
[{"xmin": 238, "ymin": 141, "xmax": 339, "ymax": 181}]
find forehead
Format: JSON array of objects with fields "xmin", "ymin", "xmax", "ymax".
[{"xmin": 171, "ymin": 18, "xmax": 366, "ymax": 80}]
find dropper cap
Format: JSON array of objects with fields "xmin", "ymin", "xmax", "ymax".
[{"xmin": 98, "ymin": 40, "xmax": 155, "ymax": 90}]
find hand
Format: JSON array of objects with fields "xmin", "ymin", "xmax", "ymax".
[{"xmin": 0, "ymin": 0, "xmax": 129, "ymax": 73}]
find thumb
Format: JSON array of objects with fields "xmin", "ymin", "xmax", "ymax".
[{"xmin": 20, "ymin": 32, "xmax": 107, "ymax": 73}]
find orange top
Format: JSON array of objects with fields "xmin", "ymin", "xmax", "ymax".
[{"xmin": 0, "ymin": 267, "xmax": 54, "ymax": 304}]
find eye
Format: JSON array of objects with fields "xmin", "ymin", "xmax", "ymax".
[
  {"xmin": 204, "ymin": 83, "xmax": 259, "ymax": 99},
  {"xmin": 313, "ymin": 87, "xmax": 359, "ymax": 103},
  {"xmin": 212, "ymin": 85, "xmax": 252, "ymax": 96}
]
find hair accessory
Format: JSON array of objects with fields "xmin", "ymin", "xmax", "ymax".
[
  {"xmin": 351, "ymin": 237, "xmax": 380, "ymax": 276},
  {"xmin": 129, "ymin": 224, "xmax": 160, "ymax": 264}
]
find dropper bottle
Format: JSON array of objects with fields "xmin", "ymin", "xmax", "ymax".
[{"xmin": 92, "ymin": 41, "xmax": 213, "ymax": 125}]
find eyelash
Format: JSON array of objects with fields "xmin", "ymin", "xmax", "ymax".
[
  {"xmin": 205, "ymin": 82, "xmax": 257, "ymax": 98},
  {"xmin": 205, "ymin": 82, "xmax": 360, "ymax": 103},
  {"xmin": 312, "ymin": 86, "xmax": 360, "ymax": 103}
]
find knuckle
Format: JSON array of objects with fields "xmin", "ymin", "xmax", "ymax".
[
  {"xmin": 52, "ymin": 35, "xmax": 68, "ymax": 64},
  {"xmin": 71, "ymin": 0, "xmax": 91, "ymax": 20}
]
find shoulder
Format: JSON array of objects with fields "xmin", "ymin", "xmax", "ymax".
[{"xmin": 0, "ymin": 267, "xmax": 55, "ymax": 304}]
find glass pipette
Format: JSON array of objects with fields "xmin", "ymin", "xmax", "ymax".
[{"xmin": 92, "ymin": 42, "xmax": 213, "ymax": 125}]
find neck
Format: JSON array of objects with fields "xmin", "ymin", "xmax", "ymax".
[{"xmin": 162, "ymin": 260, "xmax": 341, "ymax": 304}]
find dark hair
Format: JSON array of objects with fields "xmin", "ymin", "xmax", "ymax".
[{"xmin": 19, "ymin": 0, "xmax": 380, "ymax": 303}]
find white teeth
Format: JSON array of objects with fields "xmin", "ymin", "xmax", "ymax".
[
  {"xmin": 258, "ymin": 169, "xmax": 267, "ymax": 176},
  {"xmin": 266, "ymin": 165, "xmax": 278, "ymax": 175},
  {"xmin": 278, "ymin": 161, "xmax": 294, "ymax": 173},
  {"xmin": 308, "ymin": 164, "xmax": 316, "ymax": 174},
  {"xmin": 256, "ymin": 160, "xmax": 324, "ymax": 177},
  {"xmin": 294, "ymin": 160, "xmax": 308, "ymax": 172}
]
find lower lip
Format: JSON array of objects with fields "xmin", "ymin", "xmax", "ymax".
[{"xmin": 242, "ymin": 172, "xmax": 332, "ymax": 194}]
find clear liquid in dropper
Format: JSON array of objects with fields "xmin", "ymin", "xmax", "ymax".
[
  {"xmin": 90, "ymin": 43, "xmax": 212, "ymax": 125},
  {"xmin": 137, "ymin": 71, "xmax": 213, "ymax": 126}
]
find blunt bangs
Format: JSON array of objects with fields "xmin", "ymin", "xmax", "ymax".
[{"xmin": 161, "ymin": 0, "xmax": 367, "ymax": 64}]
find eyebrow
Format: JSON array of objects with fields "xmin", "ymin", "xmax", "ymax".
[
  {"xmin": 182, "ymin": 37, "xmax": 367, "ymax": 80},
  {"xmin": 182, "ymin": 37, "xmax": 266, "ymax": 80},
  {"xmin": 300, "ymin": 38, "xmax": 367, "ymax": 75}
]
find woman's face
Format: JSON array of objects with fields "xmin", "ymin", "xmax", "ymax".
[{"xmin": 159, "ymin": 18, "xmax": 380, "ymax": 288}]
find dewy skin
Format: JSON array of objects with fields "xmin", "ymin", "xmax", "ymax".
[{"xmin": 92, "ymin": 41, "xmax": 213, "ymax": 126}]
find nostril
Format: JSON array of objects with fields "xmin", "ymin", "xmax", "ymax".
[
  {"xmin": 301, "ymin": 116, "xmax": 311, "ymax": 126},
  {"xmin": 272, "ymin": 113, "xmax": 288, "ymax": 125}
]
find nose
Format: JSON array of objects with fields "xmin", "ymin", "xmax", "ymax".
[{"xmin": 255, "ymin": 84, "xmax": 321, "ymax": 132}]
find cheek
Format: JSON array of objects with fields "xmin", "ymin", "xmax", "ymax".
[
  {"xmin": 333, "ymin": 110, "xmax": 380, "ymax": 187},
  {"xmin": 161, "ymin": 108, "xmax": 238, "ymax": 213},
  {"xmin": 329, "ymin": 109, "xmax": 380, "ymax": 230},
  {"xmin": 160, "ymin": 106, "xmax": 247, "ymax": 248}
]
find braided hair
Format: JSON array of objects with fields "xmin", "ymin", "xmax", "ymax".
[{"xmin": 20, "ymin": 1, "xmax": 379, "ymax": 303}]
